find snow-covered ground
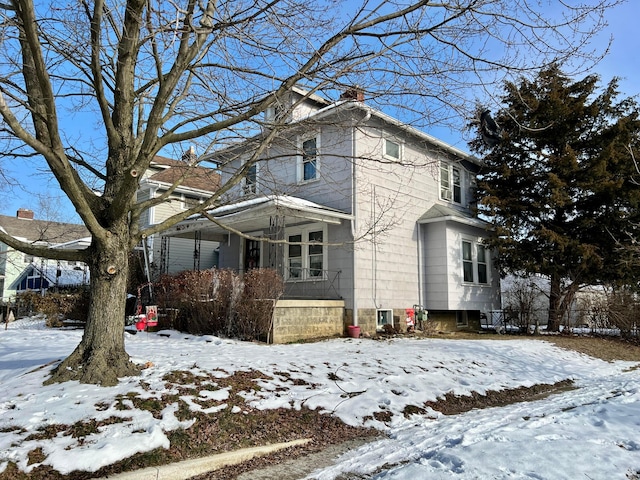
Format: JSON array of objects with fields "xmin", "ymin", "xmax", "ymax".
[{"xmin": 1, "ymin": 317, "xmax": 639, "ymax": 479}]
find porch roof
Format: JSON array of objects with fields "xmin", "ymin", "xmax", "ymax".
[
  {"xmin": 164, "ymin": 195, "xmax": 352, "ymax": 242},
  {"xmin": 418, "ymin": 204, "xmax": 488, "ymax": 228}
]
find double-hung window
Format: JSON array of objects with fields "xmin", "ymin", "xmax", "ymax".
[
  {"xmin": 286, "ymin": 226, "xmax": 326, "ymax": 280},
  {"xmin": 477, "ymin": 244, "xmax": 488, "ymax": 284},
  {"xmin": 462, "ymin": 239, "xmax": 489, "ymax": 285},
  {"xmin": 298, "ymin": 135, "xmax": 319, "ymax": 182},
  {"xmin": 243, "ymin": 163, "xmax": 257, "ymax": 194},
  {"xmin": 440, "ymin": 163, "xmax": 462, "ymax": 203}
]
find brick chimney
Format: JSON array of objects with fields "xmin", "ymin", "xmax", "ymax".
[
  {"xmin": 340, "ymin": 87, "xmax": 365, "ymax": 102},
  {"xmin": 16, "ymin": 208, "xmax": 34, "ymax": 220}
]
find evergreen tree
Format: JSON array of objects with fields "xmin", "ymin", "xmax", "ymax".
[{"xmin": 471, "ymin": 65, "xmax": 640, "ymax": 331}]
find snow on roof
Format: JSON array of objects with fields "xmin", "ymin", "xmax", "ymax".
[{"xmin": 206, "ymin": 195, "xmax": 349, "ymax": 218}]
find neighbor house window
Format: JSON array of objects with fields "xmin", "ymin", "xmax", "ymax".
[
  {"xmin": 440, "ymin": 163, "xmax": 462, "ymax": 203},
  {"xmin": 384, "ymin": 138, "xmax": 401, "ymax": 160},
  {"xmin": 462, "ymin": 239, "xmax": 489, "ymax": 284},
  {"xmin": 298, "ymin": 135, "xmax": 319, "ymax": 182},
  {"xmin": 181, "ymin": 194, "xmax": 204, "ymax": 210},
  {"xmin": 285, "ymin": 226, "xmax": 326, "ymax": 280}
]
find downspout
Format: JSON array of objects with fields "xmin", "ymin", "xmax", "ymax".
[{"xmin": 417, "ymin": 222, "xmax": 423, "ymax": 308}]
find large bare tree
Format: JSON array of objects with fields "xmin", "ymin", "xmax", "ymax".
[{"xmin": 0, "ymin": 0, "xmax": 618, "ymax": 385}]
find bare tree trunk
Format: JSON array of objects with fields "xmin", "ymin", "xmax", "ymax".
[
  {"xmin": 46, "ymin": 229, "xmax": 139, "ymax": 386},
  {"xmin": 547, "ymin": 273, "xmax": 562, "ymax": 332}
]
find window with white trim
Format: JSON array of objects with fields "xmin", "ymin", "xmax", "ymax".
[
  {"xmin": 285, "ymin": 225, "xmax": 326, "ymax": 280},
  {"xmin": 477, "ymin": 244, "xmax": 488, "ymax": 284},
  {"xmin": 298, "ymin": 135, "xmax": 319, "ymax": 182},
  {"xmin": 440, "ymin": 162, "xmax": 462, "ymax": 203},
  {"xmin": 462, "ymin": 239, "xmax": 489, "ymax": 285},
  {"xmin": 384, "ymin": 138, "xmax": 401, "ymax": 160},
  {"xmin": 243, "ymin": 163, "xmax": 258, "ymax": 194}
]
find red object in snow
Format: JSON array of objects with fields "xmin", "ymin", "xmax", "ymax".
[{"xmin": 136, "ymin": 314, "xmax": 147, "ymax": 331}]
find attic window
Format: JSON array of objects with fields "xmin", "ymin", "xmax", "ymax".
[
  {"xmin": 265, "ymin": 103, "xmax": 285, "ymax": 123},
  {"xmin": 384, "ymin": 139, "xmax": 400, "ymax": 160}
]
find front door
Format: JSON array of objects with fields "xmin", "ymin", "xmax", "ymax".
[{"xmin": 244, "ymin": 239, "xmax": 261, "ymax": 271}]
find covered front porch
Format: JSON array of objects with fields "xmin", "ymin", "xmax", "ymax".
[{"xmin": 163, "ymin": 195, "xmax": 353, "ymax": 301}]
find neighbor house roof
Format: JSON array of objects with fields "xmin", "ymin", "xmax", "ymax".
[
  {"xmin": 145, "ymin": 156, "xmax": 221, "ymax": 193},
  {"xmin": 9, "ymin": 262, "xmax": 89, "ymax": 289},
  {"xmin": 0, "ymin": 215, "xmax": 89, "ymax": 245}
]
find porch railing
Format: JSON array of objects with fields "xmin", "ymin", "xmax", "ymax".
[{"xmin": 282, "ymin": 268, "xmax": 342, "ymax": 300}]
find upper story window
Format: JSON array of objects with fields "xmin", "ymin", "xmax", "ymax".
[
  {"xmin": 440, "ymin": 162, "xmax": 462, "ymax": 204},
  {"xmin": 243, "ymin": 163, "xmax": 258, "ymax": 194},
  {"xmin": 265, "ymin": 103, "xmax": 285, "ymax": 123},
  {"xmin": 298, "ymin": 135, "xmax": 319, "ymax": 183},
  {"xmin": 462, "ymin": 239, "xmax": 489, "ymax": 285},
  {"xmin": 384, "ymin": 138, "xmax": 401, "ymax": 160},
  {"xmin": 181, "ymin": 195, "xmax": 204, "ymax": 210}
]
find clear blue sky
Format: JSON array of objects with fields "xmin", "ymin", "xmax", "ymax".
[{"xmin": 2, "ymin": 1, "xmax": 639, "ymax": 223}]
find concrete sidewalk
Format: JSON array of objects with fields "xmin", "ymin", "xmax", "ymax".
[{"xmin": 97, "ymin": 438, "xmax": 311, "ymax": 480}]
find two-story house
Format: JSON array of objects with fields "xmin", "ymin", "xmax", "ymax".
[
  {"xmin": 0, "ymin": 209, "xmax": 90, "ymax": 302},
  {"xmin": 163, "ymin": 88, "xmax": 501, "ymax": 336}
]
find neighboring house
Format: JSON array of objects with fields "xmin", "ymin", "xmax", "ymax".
[
  {"xmin": 0, "ymin": 209, "xmax": 90, "ymax": 302},
  {"xmin": 164, "ymin": 87, "xmax": 501, "ymax": 336},
  {"xmin": 136, "ymin": 153, "xmax": 221, "ymax": 276}
]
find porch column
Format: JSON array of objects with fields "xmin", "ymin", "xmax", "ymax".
[{"xmin": 267, "ymin": 215, "xmax": 285, "ymax": 276}]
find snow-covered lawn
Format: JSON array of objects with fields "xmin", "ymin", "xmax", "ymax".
[{"xmin": 1, "ymin": 317, "xmax": 639, "ymax": 479}]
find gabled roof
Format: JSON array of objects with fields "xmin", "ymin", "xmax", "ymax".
[
  {"xmin": 10, "ymin": 262, "xmax": 89, "ymax": 289},
  {"xmin": 204, "ymin": 92, "xmax": 477, "ymax": 165},
  {"xmin": 0, "ymin": 215, "xmax": 89, "ymax": 245}
]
